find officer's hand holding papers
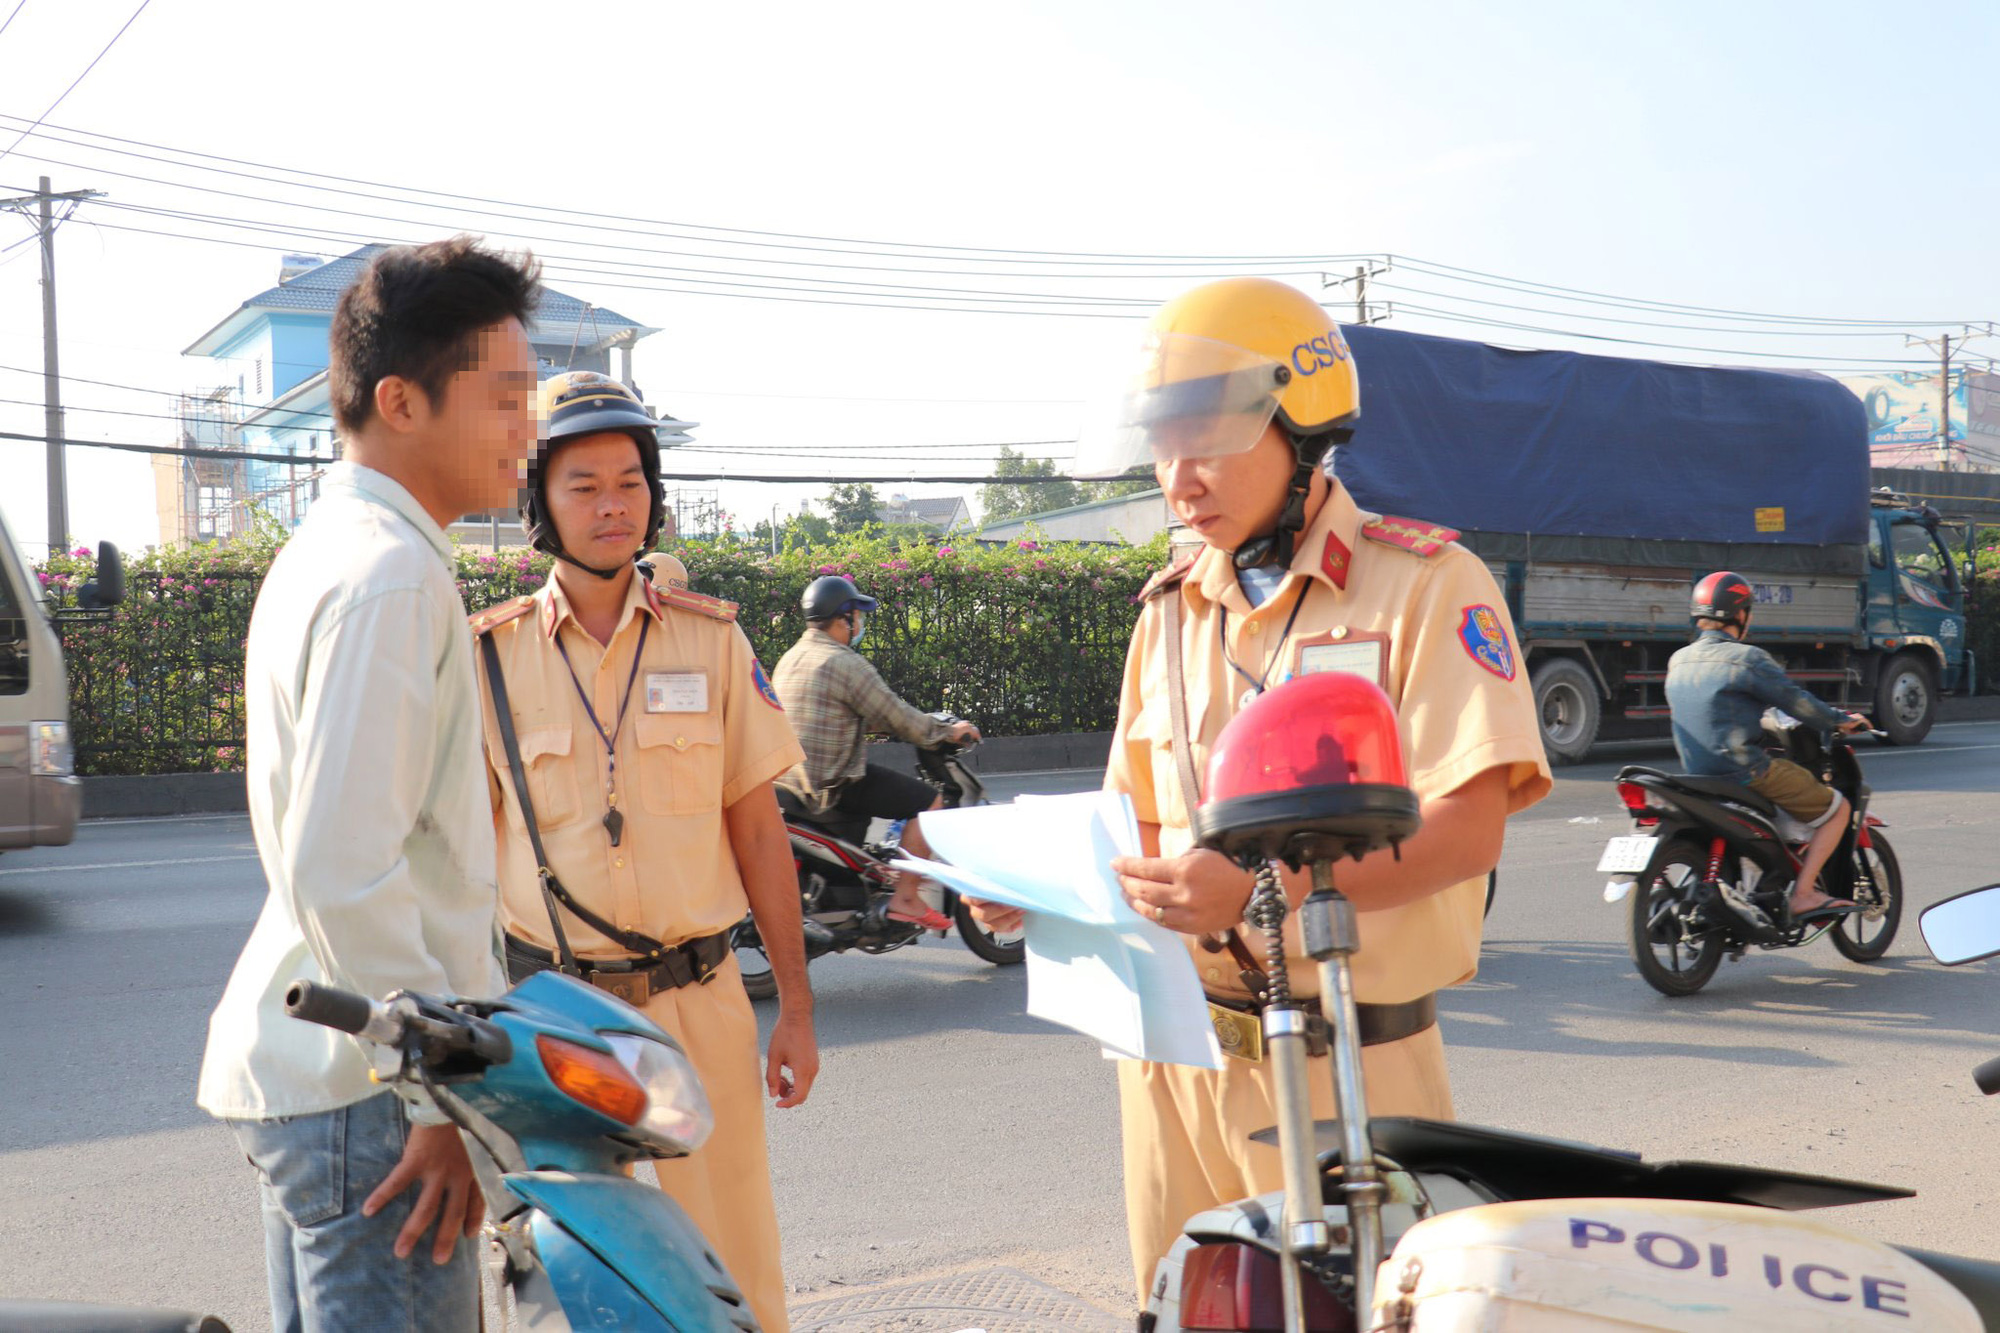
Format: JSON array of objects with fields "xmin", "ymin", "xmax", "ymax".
[{"xmin": 894, "ymin": 791, "xmax": 1222, "ymax": 1069}]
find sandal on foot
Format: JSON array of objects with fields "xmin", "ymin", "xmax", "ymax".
[
  {"xmin": 887, "ymin": 906, "xmax": 952, "ymax": 931},
  {"xmin": 1793, "ymin": 899, "xmax": 1860, "ymax": 922}
]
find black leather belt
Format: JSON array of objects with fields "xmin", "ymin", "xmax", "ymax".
[
  {"xmin": 505, "ymin": 931, "xmax": 731, "ymax": 1006},
  {"xmin": 1204, "ymin": 991, "xmax": 1437, "ymax": 1060}
]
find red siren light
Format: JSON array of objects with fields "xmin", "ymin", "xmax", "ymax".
[{"xmin": 1196, "ymin": 673, "xmax": 1420, "ymax": 866}]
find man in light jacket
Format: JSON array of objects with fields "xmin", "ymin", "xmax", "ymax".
[{"xmin": 196, "ymin": 237, "xmax": 541, "ymax": 1332}]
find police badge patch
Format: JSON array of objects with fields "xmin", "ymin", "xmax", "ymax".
[
  {"xmin": 1458, "ymin": 604, "xmax": 1516, "ymax": 681},
  {"xmin": 752, "ymin": 658, "xmax": 783, "ymax": 709}
]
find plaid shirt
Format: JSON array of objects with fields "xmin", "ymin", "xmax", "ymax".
[{"xmin": 770, "ymin": 628, "xmax": 953, "ymax": 815}]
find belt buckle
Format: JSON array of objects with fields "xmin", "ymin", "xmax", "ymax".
[
  {"xmin": 1207, "ymin": 1001, "xmax": 1264, "ymax": 1063},
  {"xmin": 592, "ymin": 968, "xmax": 651, "ymax": 1007}
]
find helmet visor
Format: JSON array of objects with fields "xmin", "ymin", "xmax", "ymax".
[{"xmin": 1073, "ymin": 333, "xmax": 1288, "ymax": 480}]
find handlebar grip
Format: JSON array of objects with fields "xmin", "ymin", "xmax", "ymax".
[
  {"xmin": 284, "ymin": 980, "xmax": 376, "ymax": 1035},
  {"xmin": 1975, "ymin": 1056, "xmax": 2000, "ymax": 1098}
]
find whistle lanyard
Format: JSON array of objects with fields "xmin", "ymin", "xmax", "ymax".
[
  {"xmin": 1218, "ymin": 579, "xmax": 1311, "ymax": 706},
  {"xmin": 553, "ymin": 616, "xmax": 650, "ymax": 847}
]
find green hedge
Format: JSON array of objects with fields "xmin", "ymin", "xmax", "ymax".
[{"xmin": 42, "ymin": 529, "xmax": 1169, "ymax": 776}]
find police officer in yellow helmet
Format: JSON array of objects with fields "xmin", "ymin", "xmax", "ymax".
[{"xmin": 981, "ymin": 277, "xmax": 1552, "ymax": 1302}]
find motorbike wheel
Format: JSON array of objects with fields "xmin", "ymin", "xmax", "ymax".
[
  {"xmin": 1830, "ymin": 831, "xmax": 1902, "ymax": 962},
  {"xmin": 953, "ymin": 896, "xmax": 1026, "ymax": 966},
  {"xmin": 732, "ymin": 918, "xmax": 779, "ymax": 1002},
  {"xmin": 1630, "ymin": 838, "xmax": 1725, "ymax": 997}
]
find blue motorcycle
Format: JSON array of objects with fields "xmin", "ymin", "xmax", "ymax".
[{"xmin": 283, "ymin": 972, "xmax": 758, "ymax": 1332}]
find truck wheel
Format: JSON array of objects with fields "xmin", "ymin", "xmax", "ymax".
[
  {"xmin": 1531, "ymin": 658, "xmax": 1601, "ymax": 765},
  {"xmin": 1874, "ymin": 654, "xmax": 1935, "ymax": 746}
]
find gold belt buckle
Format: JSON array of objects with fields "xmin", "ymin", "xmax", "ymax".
[
  {"xmin": 592, "ymin": 969, "xmax": 651, "ymax": 1007},
  {"xmin": 1208, "ymin": 1001, "xmax": 1264, "ymax": 1063}
]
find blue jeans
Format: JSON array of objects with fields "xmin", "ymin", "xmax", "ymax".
[{"xmin": 230, "ymin": 1091, "xmax": 478, "ymax": 1333}]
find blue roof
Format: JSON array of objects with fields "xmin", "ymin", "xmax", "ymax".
[{"xmin": 186, "ymin": 244, "xmax": 651, "ymax": 355}]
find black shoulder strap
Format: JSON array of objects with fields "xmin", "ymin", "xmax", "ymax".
[{"xmin": 477, "ymin": 631, "xmax": 669, "ymax": 968}]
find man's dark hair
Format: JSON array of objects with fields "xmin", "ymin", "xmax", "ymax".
[{"xmin": 328, "ymin": 236, "xmax": 542, "ymax": 435}]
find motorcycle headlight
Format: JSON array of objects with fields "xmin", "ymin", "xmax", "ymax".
[{"xmin": 601, "ymin": 1033, "xmax": 713, "ymax": 1154}]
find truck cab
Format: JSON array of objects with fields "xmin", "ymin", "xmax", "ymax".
[{"xmin": 1865, "ymin": 491, "xmax": 1968, "ymax": 742}]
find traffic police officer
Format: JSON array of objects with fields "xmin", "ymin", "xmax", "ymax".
[
  {"xmin": 1020, "ymin": 278, "xmax": 1554, "ymax": 1300},
  {"xmin": 471, "ymin": 371, "xmax": 815, "ymax": 1331}
]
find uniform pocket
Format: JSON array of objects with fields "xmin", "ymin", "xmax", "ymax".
[
  {"xmin": 1129, "ymin": 702, "xmax": 1194, "ymax": 832},
  {"xmin": 635, "ymin": 712, "xmax": 725, "ymax": 816},
  {"xmin": 518, "ymin": 725, "xmax": 580, "ymax": 829}
]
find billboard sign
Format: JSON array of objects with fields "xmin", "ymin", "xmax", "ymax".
[{"xmin": 1839, "ymin": 371, "xmax": 1974, "ymax": 466}]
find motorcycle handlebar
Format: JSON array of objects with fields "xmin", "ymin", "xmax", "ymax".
[
  {"xmin": 285, "ymin": 980, "xmax": 384, "ymax": 1037},
  {"xmin": 1975, "ymin": 1056, "xmax": 2000, "ymax": 1098}
]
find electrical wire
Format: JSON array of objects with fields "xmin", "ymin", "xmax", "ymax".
[
  {"xmin": 0, "ymin": 0, "xmax": 28, "ymax": 41},
  {"xmin": 0, "ymin": 427, "xmax": 333, "ymax": 465},
  {"xmin": 0, "ymin": 0, "xmax": 153, "ymax": 167}
]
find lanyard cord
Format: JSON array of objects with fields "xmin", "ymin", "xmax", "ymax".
[
  {"xmin": 1219, "ymin": 578, "xmax": 1311, "ymax": 699},
  {"xmin": 554, "ymin": 615, "xmax": 650, "ymax": 845}
]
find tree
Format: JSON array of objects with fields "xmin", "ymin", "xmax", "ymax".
[
  {"xmin": 824, "ymin": 483, "xmax": 880, "ymax": 533},
  {"xmin": 1084, "ymin": 477, "xmax": 1156, "ymax": 503},
  {"xmin": 752, "ymin": 508, "xmax": 836, "ymax": 552},
  {"xmin": 979, "ymin": 446, "xmax": 1082, "ymax": 522}
]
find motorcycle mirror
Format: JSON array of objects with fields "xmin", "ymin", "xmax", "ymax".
[
  {"xmin": 77, "ymin": 541, "xmax": 126, "ymax": 611},
  {"xmin": 1918, "ymin": 884, "xmax": 2000, "ymax": 966}
]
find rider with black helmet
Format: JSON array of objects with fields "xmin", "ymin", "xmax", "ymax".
[
  {"xmin": 1665, "ymin": 571, "xmax": 1871, "ymax": 920},
  {"xmin": 770, "ymin": 574, "xmax": 979, "ymax": 929}
]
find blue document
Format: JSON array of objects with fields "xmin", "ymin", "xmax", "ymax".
[{"xmin": 898, "ymin": 791, "xmax": 1222, "ymax": 1069}]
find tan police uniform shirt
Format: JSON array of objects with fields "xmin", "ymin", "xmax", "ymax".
[
  {"xmin": 1105, "ymin": 481, "xmax": 1552, "ymax": 1004},
  {"xmin": 476, "ymin": 570, "xmax": 803, "ymax": 956}
]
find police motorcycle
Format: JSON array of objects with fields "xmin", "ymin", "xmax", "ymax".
[
  {"xmin": 280, "ymin": 971, "xmax": 758, "ymax": 1331},
  {"xmin": 1141, "ymin": 672, "xmax": 2000, "ymax": 1332},
  {"xmin": 729, "ymin": 714, "xmax": 1026, "ymax": 1001},
  {"xmin": 1600, "ymin": 709, "xmax": 1902, "ymax": 996}
]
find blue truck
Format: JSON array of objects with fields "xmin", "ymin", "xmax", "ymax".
[{"xmin": 1336, "ymin": 325, "xmax": 1970, "ymax": 762}]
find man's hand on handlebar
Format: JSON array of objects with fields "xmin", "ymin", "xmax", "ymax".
[
  {"xmin": 949, "ymin": 721, "xmax": 981, "ymax": 745},
  {"xmin": 1838, "ymin": 713, "xmax": 1871, "ymax": 734}
]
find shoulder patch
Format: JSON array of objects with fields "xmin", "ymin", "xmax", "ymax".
[
  {"xmin": 1361, "ymin": 516, "xmax": 1460, "ymax": 557},
  {"xmin": 751, "ymin": 657, "xmax": 784, "ymax": 710},
  {"xmin": 1140, "ymin": 552, "xmax": 1199, "ymax": 601},
  {"xmin": 655, "ymin": 585, "xmax": 739, "ymax": 623},
  {"xmin": 467, "ymin": 596, "xmax": 534, "ymax": 636},
  {"xmin": 1458, "ymin": 604, "xmax": 1517, "ymax": 681}
]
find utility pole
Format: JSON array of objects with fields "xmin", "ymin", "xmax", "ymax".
[
  {"xmin": 1906, "ymin": 326, "xmax": 1996, "ymax": 471},
  {"xmin": 1322, "ymin": 262, "xmax": 1392, "ymax": 326},
  {"xmin": 0, "ymin": 177, "xmax": 105, "ymax": 553}
]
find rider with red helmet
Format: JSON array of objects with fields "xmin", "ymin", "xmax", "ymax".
[{"xmin": 1665, "ymin": 571, "xmax": 1871, "ymax": 919}]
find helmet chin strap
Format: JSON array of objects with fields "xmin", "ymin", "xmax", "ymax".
[
  {"xmin": 1231, "ymin": 456, "xmax": 1318, "ymax": 571},
  {"xmin": 551, "ymin": 547, "xmax": 634, "ymax": 580}
]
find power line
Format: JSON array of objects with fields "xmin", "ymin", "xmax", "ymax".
[
  {"xmin": 0, "ymin": 0, "xmax": 152, "ymax": 167},
  {"xmin": 0, "ymin": 427, "xmax": 332, "ymax": 465},
  {"xmin": 1384, "ymin": 302, "xmax": 1936, "ymax": 367},
  {"xmin": 1371, "ymin": 279, "xmax": 1943, "ymax": 338},
  {"xmin": 0, "ymin": 0, "xmax": 28, "ymax": 42},
  {"xmin": 0, "ymin": 114, "xmax": 1377, "ymax": 268}
]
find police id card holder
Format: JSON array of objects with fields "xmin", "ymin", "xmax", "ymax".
[
  {"xmin": 1289, "ymin": 627, "xmax": 1390, "ymax": 690},
  {"xmin": 646, "ymin": 668, "xmax": 709, "ymax": 714}
]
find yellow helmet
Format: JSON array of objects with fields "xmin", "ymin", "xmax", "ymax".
[{"xmin": 1074, "ymin": 277, "xmax": 1358, "ymax": 480}]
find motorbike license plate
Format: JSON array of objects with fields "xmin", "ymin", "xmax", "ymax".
[{"xmin": 1596, "ymin": 835, "xmax": 1657, "ymax": 874}]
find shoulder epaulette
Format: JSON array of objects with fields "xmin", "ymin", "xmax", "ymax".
[
  {"xmin": 1140, "ymin": 552, "xmax": 1199, "ymax": 601},
  {"xmin": 467, "ymin": 596, "xmax": 534, "ymax": 636},
  {"xmin": 651, "ymin": 583, "xmax": 739, "ymax": 623},
  {"xmin": 1360, "ymin": 516, "xmax": 1460, "ymax": 557}
]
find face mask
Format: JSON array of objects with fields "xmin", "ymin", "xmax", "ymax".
[{"xmin": 848, "ymin": 612, "xmax": 867, "ymax": 646}]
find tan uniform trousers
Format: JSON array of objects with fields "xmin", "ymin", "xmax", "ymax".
[
  {"xmin": 635, "ymin": 957, "xmax": 789, "ymax": 1333},
  {"xmin": 1118, "ymin": 1022, "xmax": 1453, "ymax": 1303}
]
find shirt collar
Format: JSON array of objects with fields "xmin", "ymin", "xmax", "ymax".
[
  {"xmin": 327, "ymin": 462, "xmax": 453, "ymax": 563},
  {"xmin": 539, "ymin": 567, "xmax": 657, "ymax": 641},
  {"xmin": 1187, "ymin": 479, "xmax": 1365, "ymax": 612}
]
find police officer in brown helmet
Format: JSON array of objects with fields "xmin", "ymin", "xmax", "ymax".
[
  {"xmin": 974, "ymin": 278, "xmax": 1552, "ymax": 1303},
  {"xmin": 470, "ymin": 370, "xmax": 814, "ymax": 1331}
]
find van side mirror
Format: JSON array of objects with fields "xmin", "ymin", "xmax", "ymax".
[
  {"xmin": 1919, "ymin": 885, "xmax": 2000, "ymax": 966},
  {"xmin": 77, "ymin": 542, "xmax": 125, "ymax": 611}
]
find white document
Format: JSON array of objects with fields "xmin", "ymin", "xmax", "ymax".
[{"xmin": 897, "ymin": 791, "xmax": 1222, "ymax": 1069}]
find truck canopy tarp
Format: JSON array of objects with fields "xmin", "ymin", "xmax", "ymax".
[{"xmin": 1333, "ymin": 325, "xmax": 1870, "ymax": 568}]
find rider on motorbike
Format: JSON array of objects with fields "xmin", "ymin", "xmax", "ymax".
[
  {"xmin": 1664, "ymin": 571, "xmax": 1872, "ymax": 921},
  {"xmin": 770, "ymin": 575, "xmax": 980, "ymax": 929}
]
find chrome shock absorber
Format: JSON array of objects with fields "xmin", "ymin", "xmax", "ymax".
[{"xmin": 1248, "ymin": 861, "xmax": 1326, "ymax": 1333}]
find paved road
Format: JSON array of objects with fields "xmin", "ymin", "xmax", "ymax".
[{"xmin": 1, "ymin": 725, "xmax": 1997, "ymax": 1327}]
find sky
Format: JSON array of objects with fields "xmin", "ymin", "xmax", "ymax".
[{"xmin": 0, "ymin": 0, "xmax": 1996, "ymax": 559}]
